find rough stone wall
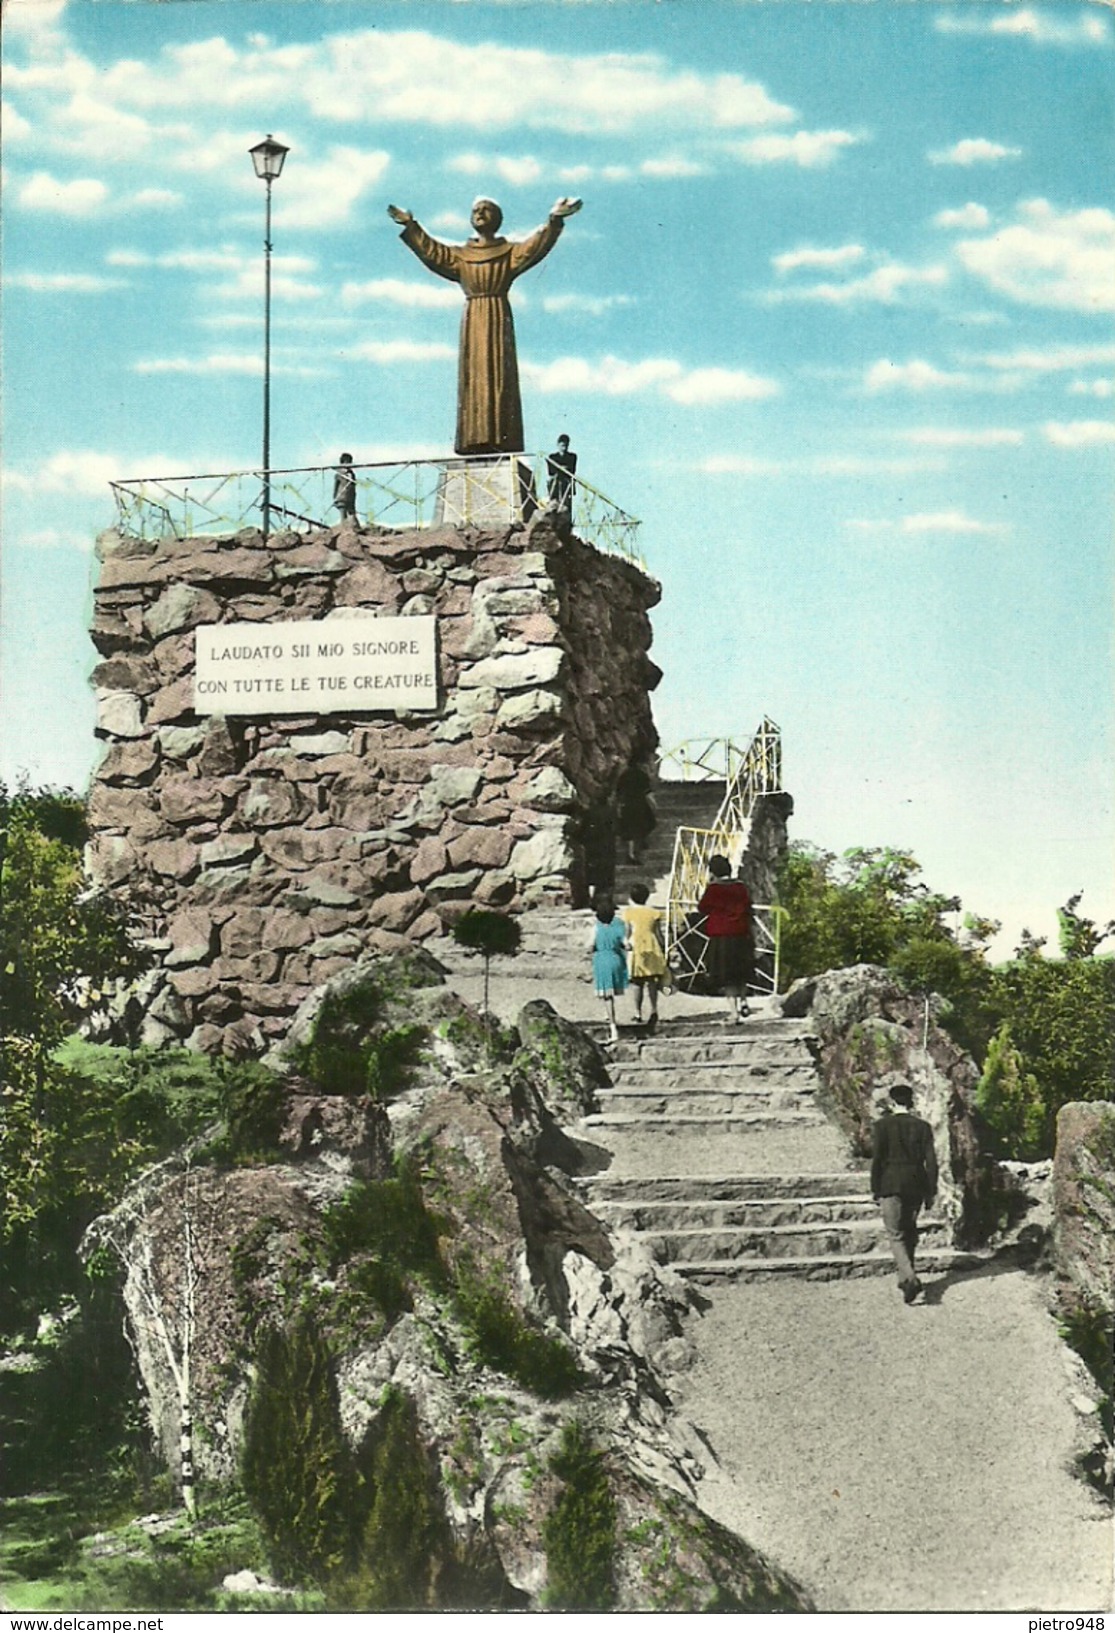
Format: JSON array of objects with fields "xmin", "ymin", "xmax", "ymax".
[
  {"xmin": 1052, "ymin": 1100, "xmax": 1115, "ymax": 1315},
  {"xmin": 781, "ymin": 964, "xmax": 1010, "ymax": 1246},
  {"xmin": 86, "ymin": 511, "xmax": 659, "ymax": 1051}
]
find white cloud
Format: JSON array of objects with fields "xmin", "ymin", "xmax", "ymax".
[
  {"xmin": 1, "ymin": 101, "xmax": 33, "ymax": 140},
  {"xmin": 929, "ymin": 138, "xmax": 1022, "ymax": 166},
  {"xmin": 17, "ymin": 170, "xmax": 107, "ymax": 214},
  {"xmin": 898, "ymin": 426, "xmax": 1025, "ymax": 447},
  {"xmin": 5, "ymin": 450, "xmax": 132, "ymax": 497},
  {"xmin": 448, "ymin": 152, "xmax": 543, "ymax": 187},
  {"xmin": 7, "ymin": 270, "xmax": 126, "ymax": 293},
  {"xmin": 773, "ymin": 244, "xmax": 866, "ymax": 275},
  {"xmin": 731, "ymin": 129, "xmax": 862, "ymax": 168},
  {"xmin": 211, "ymin": 255, "xmax": 324, "ymax": 303},
  {"xmin": 849, "ymin": 510, "xmax": 1009, "ymax": 537},
  {"xmin": 48, "ymin": 93, "xmax": 173, "ymax": 162},
  {"xmin": 2, "ymin": 0, "xmax": 68, "ymax": 43},
  {"xmin": 935, "ymin": 8, "xmax": 1111, "ymax": 47},
  {"xmin": 521, "ymin": 353, "xmax": 779, "ymax": 403},
  {"xmin": 957, "ymin": 200, "xmax": 1115, "ymax": 312},
  {"xmin": 132, "ymin": 354, "xmax": 265, "ymax": 377},
  {"xmin": 341, "ymin": 277, "xmax": 461, "ymax": 310},
  {"xmin": 352, "ymin": 340, "xmax": 457, "ymax": 365},
  {"xmin": 523, "ymin": 355, "xmax": 683, "ymax": 395},
  {"xmin": 864, "ymin": 358, "xmax": 976, "ymax": 393},
  {"xmin": 541, "ymin": 293, "xmax": 635, "ymax": 317},
  {"xmin": 769, "ymin": 261, "xmax": 948, "ymax": 306},
  {"xmin": 664, "ymin": 367, "xmax": 780, "ymax": 405},
  {"xmin": 107, "ymin": 246, "xmax": 247, "ymax": 274},
  {"xmin": 431, "ymin": 210, "xmax": 471, "ymax": 233},
  {"xmin": 934, "ymin": 203, "xmax": 991, "ymax": 229},
  {"xmin": 640, "ymin": 156, "xmax": 706, "ymax": 179},
  {"xmin": 1069, "ymin": 378, "xmax": 1114, "ymax": 398},
  {"xmin": 15, "ymin": 527, "xmax": 93, "ymax": 552},
  {"xmin": 703, "ymin": 454, "xmax": 944, "ymax": 476},
  {"xmin": 975, "ymin": 341, "xmax": 1115, "ymax": 373},
  {"xmin": 22, "ymin": 30, "xmax": 793, "ymax": 137},
  {"xmin": 126, "ymin": 188, "xmax": 183, "ymax": 210},
  {"xmin": 266, "ymin": 146, "xmax": 391, "ymax": 230},
  {"xmin": 1042, "ymin": 419, "xmax": 1115, "ymax": 447}
]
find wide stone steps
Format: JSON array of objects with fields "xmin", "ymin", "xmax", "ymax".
[
  {"xmin": 677, "ymin": 1247, "xmax": 980, "ymax": 1286},
  {"xmin": 592, "ymin": 1194, "xmax": 880, "ymax": 1230},
  {"xmin": 587, "ymin": 1172, "xmax": 872, "ymax": 1204},
  {"xmin": 608, "ymin": 1038, "xmax": 815, "ymax": 1067},
  {"xmin": 604, "ymin": 1218, "xmax": 952, "ymax": 1265},
  {"xmin": 590, "ymin": 1087, "xmax": 818, "ymax": 1118},
  {"xmin": 575, "ymin": 1014, "xmax": 974, "ymax": 1283}
]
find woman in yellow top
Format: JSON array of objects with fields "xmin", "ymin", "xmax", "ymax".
[{"xmin": 620, "ymin": 882, "xmax": 670, "ymax": 1033}]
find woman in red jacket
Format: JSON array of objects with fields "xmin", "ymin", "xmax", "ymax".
[{"xmin": 697, "ymin": 854, "xmax": 753, "ymax": 1023}]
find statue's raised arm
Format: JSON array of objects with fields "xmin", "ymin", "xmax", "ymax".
[{"xmin": 389, "ymin": 196, "xmax": 583, "ymax": 455}]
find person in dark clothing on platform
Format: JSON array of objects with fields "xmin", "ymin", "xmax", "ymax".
[
  {"xmin": 333, "ymin": 453, "xmax": 357, "ymax": 520},
  {"xmin": 616, "ymin": 762, "xmax": 655, "ymax": 865},
  {"xmin": 697, "ymin": 853, "xmax": 753, "ymax": 1023},
  {"xmin": 546, "ymin": 434, "xmax": 577, "ymax": 510},
  {"xmin": 870, "ymin": 1078, "xmax": 938, "ymax": 1304}
]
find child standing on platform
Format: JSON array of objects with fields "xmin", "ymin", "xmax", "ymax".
[{"xmin": 590, "ymin": 896, "xmax": 628, "ymax": 1043}]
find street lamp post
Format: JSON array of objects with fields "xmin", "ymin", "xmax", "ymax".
[{"xmin": 249, "ymin": 135, "xmax": 289, "ymax": 541}]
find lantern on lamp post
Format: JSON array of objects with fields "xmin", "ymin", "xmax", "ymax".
[{"xmin": 249, "ymin": 134, "xmax": 289, "ymax": 540}]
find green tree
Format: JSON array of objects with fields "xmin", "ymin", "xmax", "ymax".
[
  {"xmin": 975, "ymin": 1021, "xmax": 1046, "ymax": 1159},
  {"xmin": 451, "ymin": 909, "xmax": 522, "ymax": 1054},
  {"xmin": 986, "ymin": 949, "xmax": 1115, "ymax": 1156},
  {"xmin": 0, "ymin": 786, "xmax": 146, "ymax": 1323},
  {"xmin": 344, "ymin": 1389, "xmax": 443, "ymax": 1609},
  {"xmin": 776, "ymin": 843, "xmax": 997, "ymax": 1051},
  {"xmin": 241, "ymin": 1314, "xmax": 356, "ymax": 1586},
  {"xmin": 543, "ymin": 1420, "xmax": 617, "ymax": 1610},
  {"xmin": 1057, "ymin": 891, "xmax": 1115, "ymax": 961},
  {"xmin": 1, "ymin": 789, "xmax": 140, "ymax": 1045}
]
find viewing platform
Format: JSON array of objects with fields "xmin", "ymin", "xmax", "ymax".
[{"xmin": 110, "ymin": 453, "xmax": 643, "ymax": 566}]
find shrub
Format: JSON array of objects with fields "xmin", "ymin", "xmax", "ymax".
[
  {"xmin": 338, "ymin": 1388, "xmax": 444, "ymax": 1610},
  {"xmin": 320, "ymin": 1159, "xmax": 445, "ymax": 1322},
  {"xmin": 240, "ymin": 1314, "xmax": 356, "ymax": 1586},
  {"xmin": 543, "ymin": 1420, "xmax": 616, "ymax": 1610},
  {"xmin": 293, "ymin": 979, "xmax": 425, "ymax": 1101}
]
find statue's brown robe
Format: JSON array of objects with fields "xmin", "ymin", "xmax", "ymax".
[{"xmin": 399, "ymin": 217, "xmax": 564, "ymax": 455}]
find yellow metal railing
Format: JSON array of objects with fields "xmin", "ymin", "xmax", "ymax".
[
  {"xmin": 664, "ymin": 718, "xmax": 784, "ymax": 995},
  {"xmin": 109, "ymin": 455, "xmax": 644, "ymax": 567}
]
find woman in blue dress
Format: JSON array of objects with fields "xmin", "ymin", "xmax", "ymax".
[{"xmin": 590, "ymin": 896, "xmax": 628, "ymax": 1043}]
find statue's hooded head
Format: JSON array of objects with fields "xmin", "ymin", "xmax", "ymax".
[{"xmin": 471, "ymin": 197, "xmax": 504, "ymax": 235}]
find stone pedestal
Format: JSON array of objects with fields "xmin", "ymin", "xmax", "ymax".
[
  {"xmin": 87, "ymin": 512, "xmax": 661, "ymax": 1052},
  {"xmin": 434, "ymin": 457, "xmax": 536, "ymax": 527}
]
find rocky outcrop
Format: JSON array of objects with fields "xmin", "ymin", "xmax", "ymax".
[
  {"xmin": 781, "ymin": 964, "xmax": 1008, "ymax": 1246},
  {"xmin": 84, "ymin": 954, "xmax": 810, "ymax": 1609},
  {"xmin": 87, "ymin": 513, "xmax": 660, "ymax": 1051},
  {"xmin": 1052, "ymin": 1101, "xmax": 1115, "ymax": 1314}
]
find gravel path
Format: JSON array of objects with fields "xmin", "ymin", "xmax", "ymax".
[
  {"xmin": 437, "ymin": 929, "xmax": 1113, "ymax": 1611},
  {"xmin": 677, "ymin": 1267, "xmax": 1113, "ymax": 1612}
]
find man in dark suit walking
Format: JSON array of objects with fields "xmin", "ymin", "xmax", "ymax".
[{"xmin": 870, "ymin": 1077, "xmax": 938, "ymax": 1304}]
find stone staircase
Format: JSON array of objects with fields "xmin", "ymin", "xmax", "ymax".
[
  {"xmin": 575, "ymin": 1015, "xmax": 975, "ymax": 1283},
  {"xmin": 612, "ymin": 778, "xmax": 725, "ymax": 902}
]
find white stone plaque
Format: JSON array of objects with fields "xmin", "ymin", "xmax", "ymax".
[{"xmin": 194, "ymin": 618, "xmax": 437, "ymax": 715}]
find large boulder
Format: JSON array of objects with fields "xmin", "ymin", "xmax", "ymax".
[
  {"xmin": 782, "ymin": 964, "xmax": 1008, "ymax": 1247},
  {"xmin": 1052, "ymin": 1101, "xmax": 1115, "ymax": 1313},
  {"xmin": 83, "ymin": 952, "xmax": 809, "ymax": 1609}
]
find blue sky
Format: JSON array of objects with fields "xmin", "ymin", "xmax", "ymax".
[{"xmin": 2, "ymin": 0, "xmax": 1112, "ymax": 957}]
